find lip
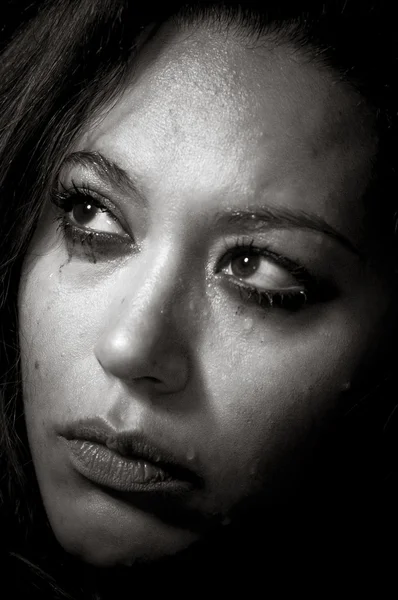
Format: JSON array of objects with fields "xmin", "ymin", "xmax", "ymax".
[{"xmin": 59, "ymin": 418, "xmax": 201, "ymax": 495}]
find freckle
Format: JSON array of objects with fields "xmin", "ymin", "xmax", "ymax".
[{"xmin": 34, "ymin": 360, "xmax": 40, "ymax": 370}]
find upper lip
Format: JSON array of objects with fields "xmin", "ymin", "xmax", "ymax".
[{"xmin": 60, "ymin": 417, "xmax": 202, "ymax": 486}]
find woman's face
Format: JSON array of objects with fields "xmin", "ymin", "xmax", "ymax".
[{"xmin": 18, "ymin": 22, "xmax": 393, "ymax": 566}]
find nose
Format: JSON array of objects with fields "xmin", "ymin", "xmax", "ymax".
[{"xmin": 94, "ymin": 264, "xmax": 190, "ymax": 394}]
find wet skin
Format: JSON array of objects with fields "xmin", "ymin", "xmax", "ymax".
[{"xmin": 18, "ymin": 21, "xmax": 393, "ymax": 566}]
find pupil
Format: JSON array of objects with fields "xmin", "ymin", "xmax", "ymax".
[
  {"xmin": 231, "ymin": 254, "xmax": 260, "ymax": 278},
  {"xmin": 73, "ymin": 201, "xmax": 97, "ymax": 225}
]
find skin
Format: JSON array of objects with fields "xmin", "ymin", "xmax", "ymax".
[{"xmin": 18, "ymin": 20, "xmax": 394, "ymax": 567}]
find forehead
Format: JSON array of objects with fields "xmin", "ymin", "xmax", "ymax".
[{"xmin": 78, "ymin": 20, "xmax": 376, "ymax": 247}]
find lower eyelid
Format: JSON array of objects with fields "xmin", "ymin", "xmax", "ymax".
[
  {"xmin": 226, "ymin": 275, "xmax": 305, "ymax": 294},
  {"xmin": 221, "ymin": 259, "xmax": 303, "ymax": 290},
  {"xmin": 226, "ymin": 270, "xmax": 298, "ymax": 291},
  {"xmin": 235, "ymin": 282, "xmax": 309, "ymax": 311},
  {"xmin": 56, "ymin": 217, "xmax": 134, "ymax": 260}
]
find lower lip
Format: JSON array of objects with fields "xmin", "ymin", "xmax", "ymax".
[{"xmin": 64, "ymin": 439, "xmax": 194, "ymax": 494}]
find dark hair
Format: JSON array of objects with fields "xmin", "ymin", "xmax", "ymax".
[{"xmin": 0, "ymin": 1, "xmax": 397, "ymax": 596}]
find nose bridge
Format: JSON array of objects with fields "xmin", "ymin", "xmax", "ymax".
[
  {"xmin": 117, "ymin": 239, "xmax": 182, "ymax": 326},
  {"xmin": 94, "ymin": 238, "xmax": 190, "ymax": 390}
]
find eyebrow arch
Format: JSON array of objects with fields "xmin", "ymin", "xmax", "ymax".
[
  {"xmin": 59, "ymin": 150, "xmax": 143, "ymax": 199},
  {"xmin": 218, "ymin": 207, "xmax": 361, "ymax": 257}
]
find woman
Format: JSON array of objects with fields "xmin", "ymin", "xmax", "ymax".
[{"xmin": 1, "ymin": 0, "xmax": 397, "ymax": 596}]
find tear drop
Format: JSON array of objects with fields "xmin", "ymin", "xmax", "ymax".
[
  {"xmin": 186, "ymin": 446, "xmax": 196, "ymax": 461},
  {"xmin": 243, "ymin": 318, "xmax": 253, "ymax": 332},
  {"xmin": 206, "ymin": 282, "xmax": 216, "ymax": 299}
]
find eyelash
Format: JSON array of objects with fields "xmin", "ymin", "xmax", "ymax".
[
  {"xmin": 50, "ymin": 185, "xmax": 326, "ymax": 312},
  {"xmin": 238, "ymin": 284, "xmax": 308, "ymax": 311},
  {"xmin": 52, "ymin": 181, "xmax": 89, "ymax": 208}
]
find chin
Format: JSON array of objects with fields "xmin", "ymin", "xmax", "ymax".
[
  {"xmin": 56, "ymin": 526, "xmax": 201, "ymax": 568},
  {"xmin": 45, "ymin": 487, "xmax": 201, "ymax": 568}
]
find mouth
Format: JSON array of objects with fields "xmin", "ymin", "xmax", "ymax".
[{"xmin": 60, "ymin": 418, "xmax": 201, "ymax": 495}]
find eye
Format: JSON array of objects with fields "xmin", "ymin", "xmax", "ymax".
[
  {"xmin": 50, "ymin": 184, "xmax": 133, "ymax": 262},
  {"xmin": 222, "ymin": 249, "xmax": 302, "ymax": 293},
  {"xmin": 67, "ymin": 195, "xmax": 125, "ymax": 236},
  {"xmin": 217, "ymin": 243, "xmax": 314, "ymax": 311}
]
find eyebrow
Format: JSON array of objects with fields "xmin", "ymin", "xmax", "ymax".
[
  {"xmin": 59, "ymin": 150, "xmax": 144, "ymax": 199},
  {"xmin": 216, "ymin": 207, "xmax": 361, "ymax": 257},
  {"xmin": 60, "ymin": 150, "xmax": 360, "ymax": 258}
]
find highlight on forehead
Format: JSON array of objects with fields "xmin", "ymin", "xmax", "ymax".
[
  {"xmin": 167, "ymin": 2, "xmax": 378, "ymax": 195},
  {"xmin": 77, "ymin": 2, "xmax": 380, "ymax": 256},
  {"xmin": 171, "ymin": 3, "xmax": 376, "ymax": 107}
]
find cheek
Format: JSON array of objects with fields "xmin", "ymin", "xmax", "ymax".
[
  {"xmin": 190, "ymin": 311, "xmax": 367, "ymax": 507},
  {"xmin": 18, "ymin": 254, "xmax": 104, "ymax": 440}
]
